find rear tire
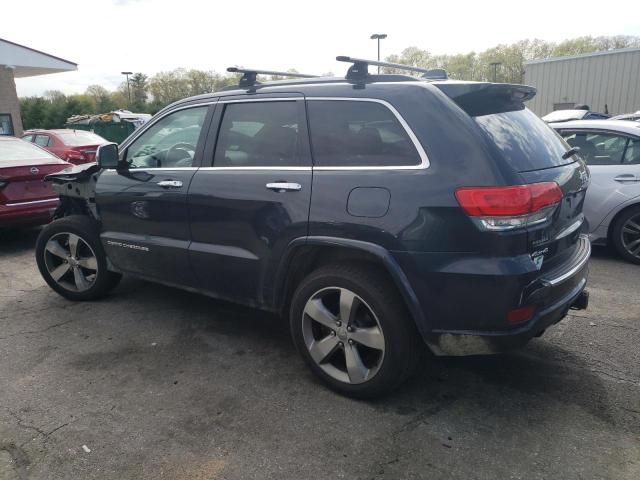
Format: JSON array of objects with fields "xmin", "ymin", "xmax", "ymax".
[
  {"xmin": 610, "ymin": 206, "xmax": 640, "ymax": 264},
  {"xmin": 35, "ymin": 215, "xmax": 121, "ymax": 301},
  {"xmin": 289, "ymin": 263, "xmax": 420, "ymax": 398}
]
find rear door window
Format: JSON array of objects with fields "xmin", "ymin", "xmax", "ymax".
[
  {"xmin": 34, "ymin": 134, "xmax": 50, "ymax": 147},
  {"xmin": 307, "ymin": 100, "xmax": 421, "ymax": 167},
  {"xmin": 474, "ymin": 109, "xmax": 572, "ymax": 172},
  {"xmin": 213, "ymin": 101, "xmax": 302, "ymax": 167}
]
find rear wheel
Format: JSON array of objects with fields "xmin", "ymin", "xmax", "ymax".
[
  {"xmin": 36, "ymin": 215, "xmax": 121, "ymax": 300},
  {"xmin": 611, "ymin": 206, "xmax": 640, "ymax": 264},
  {"xmin": 290, "ymin": 264, "xmax": 420, "ymax": 398}
]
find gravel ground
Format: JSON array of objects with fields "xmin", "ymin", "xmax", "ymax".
[{"xmin": 1, "ymin": 227, "xmax": 638, "ymax": 480}]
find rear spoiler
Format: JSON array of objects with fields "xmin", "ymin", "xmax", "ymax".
[{"xmin": 433, "ymin": 83, "xmax": 537, "ymax": 117}]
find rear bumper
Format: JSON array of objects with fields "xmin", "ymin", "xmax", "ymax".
[
  {"xmin": 0, "ymin": 198, "xmax": 58, "ymax": 227},
  {"xmin": 392, "ymin": 235, "xmax": 591, "ymax": 356}
]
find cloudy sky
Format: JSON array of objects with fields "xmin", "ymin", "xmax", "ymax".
[{"xmin": 5, "ymin": 0, "xmax": 640, "ymax": 96}]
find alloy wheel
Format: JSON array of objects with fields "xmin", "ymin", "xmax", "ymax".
[
  {"xmin": 621, "ymin": 214, "xmax": 640, "ymax": 260},
  {"xmin": 43, "ymin": 232, "xmax": 98, "ymax": 292},
  {"xmin": 301, "ymin": 287, "xmax": 386, "ymax": 385}
]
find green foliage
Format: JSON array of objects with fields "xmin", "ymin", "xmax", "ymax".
[{"xmin": 19, "ymin": 35, "xmax": 640, "ymax": 130}]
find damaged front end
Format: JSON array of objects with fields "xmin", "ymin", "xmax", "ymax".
[{"xmin": 46, "ymin": 163, "xmax": 101, "ymax": 220}]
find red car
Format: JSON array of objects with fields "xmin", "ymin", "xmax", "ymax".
[
  {"xmin": 0, "ymin": 137, "xmax": 71, "ymax": 228},
  {"xmin": 22, "ymin": 129, "xmax": 106, "ymax": 164}
]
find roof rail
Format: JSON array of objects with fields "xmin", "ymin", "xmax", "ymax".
[
  {"xmin": 336, "ymin": 56, "xmax": 448, "ymax": 81},
  {"xmin": 227, "ymin": 67, "xmax": 319, "ymax": 87}
]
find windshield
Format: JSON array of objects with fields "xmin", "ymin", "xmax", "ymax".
[
  {"xmin": 58, "ymin": 131, "xmax": 106, "ymax": 146},
  {"xmin": 475, "ymin": 108, "xmax": 574, "ymax": 172},
  {"xmin": 0, "ymin": 139, "xmax": 57, "ymax": 162}
]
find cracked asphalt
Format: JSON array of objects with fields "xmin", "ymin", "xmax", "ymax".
[{"xmin": 1, "ymin": 227, "xmax": 639, "ymax": 480}]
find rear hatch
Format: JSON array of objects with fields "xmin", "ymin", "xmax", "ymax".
[{"xmin": 436, "ymin": 82, "xmax": 589, "ymax": 271}]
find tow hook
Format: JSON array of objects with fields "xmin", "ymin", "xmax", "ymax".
[{"xmin": 570, "ymin": 290, "xmax": 589, "ymax": 310}]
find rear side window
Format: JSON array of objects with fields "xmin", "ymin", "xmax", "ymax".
[
  {"xmin": 213, "ymin": 101, "xmax": 302, "ymax": 167},
  {"xmin": 307, "ymin": 100, "xmax": 421, "ymax": 167},
  {"xmin": 34, "ymin": 135, "xmax": 50, "ymax": 147},
  {"xmin": 624, "ymin": 139, "xmax": 640, "ymax": 164},
  {"xmin": 474, "ymin": 109, "xmax": 572, "ymax": 172}
]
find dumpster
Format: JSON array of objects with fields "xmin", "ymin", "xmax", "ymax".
[{"xmin": 65, "ymin": 110, "xmax": 152, "ymax": 144}]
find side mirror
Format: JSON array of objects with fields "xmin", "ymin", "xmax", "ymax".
[{"xmin": 96, "ymin": 143, "xmax": 120, "ymax": 169}]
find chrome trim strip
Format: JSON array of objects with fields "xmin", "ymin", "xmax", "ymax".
[
  {"xmin": 555, "ymin": 215, "xmax": 584, "ymax": 240},
  {"xmin": 306, "ymin": 97, "xmax": 429, "ymax": 170},
  {"xmin": 104, "ymin": 167, "xmax": 199, "ymax": 172},
  {"xmin": 198, "ymin": 166, "xmax": 311, "ymax": 171},
  {"xmin": 218, "ymin": 98, "xmax": 302, "ymax": 104},
  {"xmin": 544, "ymin": 236, "xmax": 591, "ymax": 286},
  {"xmin": 6, "ymin": 198, "xmax": 58, "ymax": 207}
]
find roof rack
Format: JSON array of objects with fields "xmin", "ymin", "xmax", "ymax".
[
  {"xmin": 336, "ymin": 56, "xmax": 448, "ymax": 81},
  {"xmin": 227, "ymin": 67, "xmax": 319, "ymax": 87}
]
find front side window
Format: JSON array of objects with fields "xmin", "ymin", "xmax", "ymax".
[
  {"xmin": 562, "ymin": 132, "xmax": 628, "ymax": 165},
  {"xmin": 34, "ymin": 134, "xmax": 50, "ymax": 147},
  {"xmin": 213, "ymin": 101, "xmax": 301, "ymax": 167},
  {"xmin": 307, "ymin": 100, "xmax": 421, "ymax": 167},
  {"xmin": 125, "ymin": 106, "xmax": 208, "ymax": 169}
]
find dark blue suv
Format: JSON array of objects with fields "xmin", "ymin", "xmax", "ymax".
[{"xmin": 36, "ymin": 58, "xmax": 591, "ymax": 397}]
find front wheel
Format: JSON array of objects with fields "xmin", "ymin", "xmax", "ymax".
[
  {"xmin": 35, "ymin": 215, "xmax": 121, "ymax": 301},
  {"xmin": 289, "ymin": 264, "xmax": 420, "ymax": 398}
]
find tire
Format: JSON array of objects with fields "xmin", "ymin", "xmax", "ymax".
[
  {"xmin": 289, "ymin": 263, "xmax": 420, "ymax": 398},
  {"xmin": 35, "ymin": 215, "xmax": 122, "ymax": 301},
  {"xmin": 610, "ymin": 205, "xmax": 640, "ymax": 264}
]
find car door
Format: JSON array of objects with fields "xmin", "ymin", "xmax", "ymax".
[
  {"xmin": 560, "ymin": 130, "xmax": 640, "ymax": 231},
  {"xmin": 96, "ymin": 103, "xmax": 215, "ymax": 285},
  {"xmin": 187, "ymin": 95, "xmax": 312, "ymax": 306}
]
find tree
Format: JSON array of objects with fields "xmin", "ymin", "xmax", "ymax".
[
  {"xmin": 129, "ymin": 73, "xmax": 149, "ymax": 111},
  {"xmin": 86, "ymin": 84, "xmax": 114, "ymax": 113}
]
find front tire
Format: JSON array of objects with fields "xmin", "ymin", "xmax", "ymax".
[
  {"xmin": 290, "ymin": 263, "xmax": 420, "ymax": 398},
  {"xmin": 35, "ymin": 215, "xmax": 121, "ymax": 301},
  {"xmin": 610, "ymin": 206, "xmax": 640, "ymax": 264}
]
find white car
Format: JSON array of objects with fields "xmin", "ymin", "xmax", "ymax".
[{"xmin": 550, "ymin": 120, "xmax": 640, "ymax": 264}]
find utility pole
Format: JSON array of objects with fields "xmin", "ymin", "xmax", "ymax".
[
  {"xmin": 370, "ymin": 34, "xmax": 388, "ymax": 73},
  {"xmin": 121, "ymin": 71, "xmax": 133, "ymax": 106}
]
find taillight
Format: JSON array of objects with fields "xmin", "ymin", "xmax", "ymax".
[
  {"xmin": 455, "ymin": 182, "xmax": 563, "ymax": 231},
  {"xmin": 507, "ymin": 305, "xmax": 536, "ymax": 324},
  {"xmin": 66, "ymin": 150, "xmax": 85, "ymax": 161}
]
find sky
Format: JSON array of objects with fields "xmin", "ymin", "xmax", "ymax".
[{"xmin": 4, "ymin": 0, "xmax": 640, "ymax": 97}]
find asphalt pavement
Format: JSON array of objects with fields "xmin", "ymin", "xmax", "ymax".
[{"xmin": 1, "ymin": 227, "xmax": 638, "ymax": 480}]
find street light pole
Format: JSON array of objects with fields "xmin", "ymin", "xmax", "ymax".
[
  {"xmin": 370, "ymin": 34, "xmax": 387, "ymax": 73},
  {"xmin": 121, "ymin": 71, "xmax": 133, "ymax": 107},
  {"xmin": 489, "ymin": 62, "xmax": 501, "ymax": 82}
]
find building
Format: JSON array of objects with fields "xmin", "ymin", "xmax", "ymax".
[
  {"xmin": 0, "ymin": 38, "xmax": 77, "ymax": 136},
  {"xmin": 524, "ymin": 48, "xmax": 640, "ymax": 117}
]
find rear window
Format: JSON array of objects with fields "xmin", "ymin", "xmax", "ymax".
[
  {"xmin": 474, "ymin": 109, "xmax": 573, "ymax": 172},
  {"xmin": 58, "ymin": 131, "xmax": 106, "ymax": 146},
  {"xmin": 0, "ymin": 139, "xmax": 56, "ymax": 162}
]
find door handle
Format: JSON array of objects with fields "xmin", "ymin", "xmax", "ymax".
[
  {"xmin": 266, "ymin": 182, "xmax": 302, "ymax": 192},
  {"xmin": 614, "ymin": 174, "xmax": 639, "ymax": 183},
  {"xmin": 157, "ymin": 180, "xmax": 183, "ymax": 188}
]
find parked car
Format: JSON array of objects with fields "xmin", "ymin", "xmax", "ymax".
[
  {"xmin": 35, "ymin": 60, "xmax": 590, "ymax": 397},
  {"xmin": 0, "ymin": 137, "xmax": 71, "ymax": 228},
  {"xmin": 549, "ymin": 119, "xmax": 640, "ymax": 264},
  {"xmin": 609, "ymin": 111, "xmax": 640, "ymax": 122},
  {"xmin": 542, "ymin": 109, "xmax": 610, "ymax": 123},
  {"xmin": 22, "ymin": 129, "xmax": 106, "ymax": 164}
]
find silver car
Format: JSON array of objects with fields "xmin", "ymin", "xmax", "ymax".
[{"xmin": 550, "ymin": 120, "xmax": 640, "ymax": 264}]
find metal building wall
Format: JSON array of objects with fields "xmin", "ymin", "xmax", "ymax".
[{"xmin": 524, "ymin": 48, "xmax": 640, "ymax": 116}]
